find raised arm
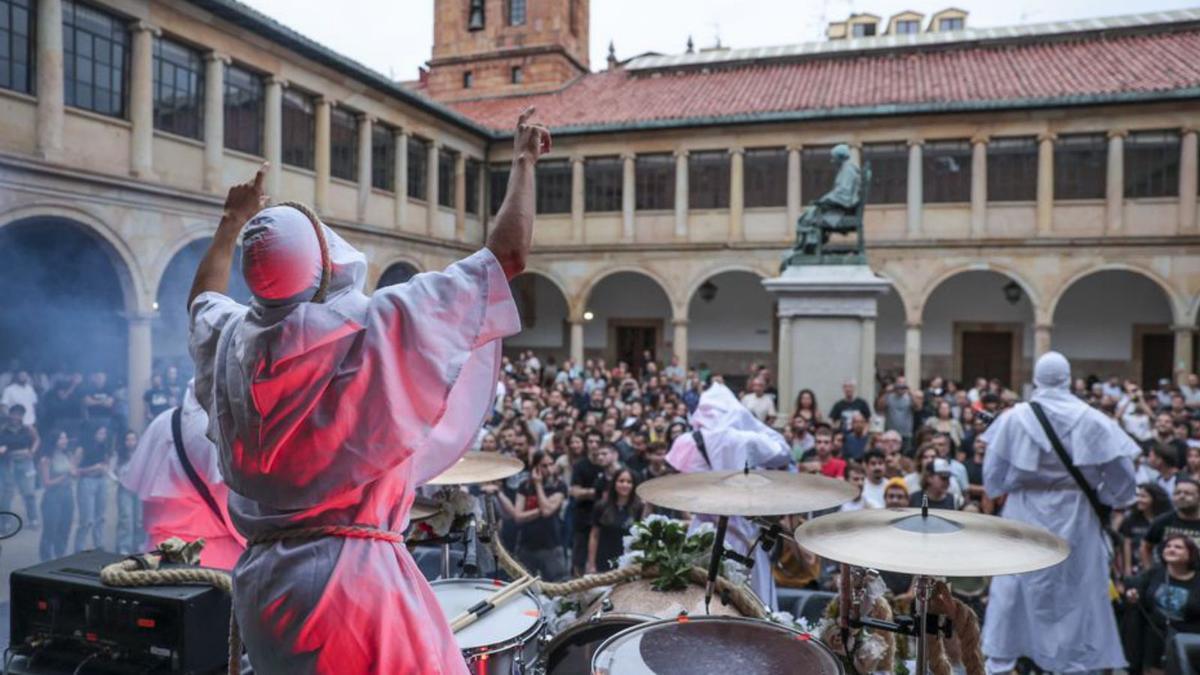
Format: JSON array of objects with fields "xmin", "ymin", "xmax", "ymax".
[
  {"xmin": 487, "ymin": 108, "xmax": 551, "ymax": 280},
  {"xmin": 187, "ymin": 164, "xmax": 270, "ymax": 308}
]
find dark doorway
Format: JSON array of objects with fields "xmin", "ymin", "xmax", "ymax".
[
  {"xmin": 961, "ymin": 331, "xmax": 1013, "ymax": 387},
  {"xmin": 1141, "ymin": 333, "xmax": 1174, "ymax": 388},
  {"xmin": 614, "ymin": 324, "xmax": 658, "ymax": 378},
  {"xmin": 377, "ymin": 262, "xmax": 419, "ymax": 289}
]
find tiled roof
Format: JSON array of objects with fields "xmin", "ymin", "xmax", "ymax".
[{"xmin": 449, "ymin": 27, "xmax": 1200, "ymax": 135}]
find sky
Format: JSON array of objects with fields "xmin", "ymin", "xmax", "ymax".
[{"xmin": 238, "ymin": 0, "xmax": 1196, "ymax": 82}]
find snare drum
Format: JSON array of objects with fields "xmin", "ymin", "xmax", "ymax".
[
  {"xmin": 540, "ymin": 613, "xmax": 648, "ymax": 675},
  {"xmin": 430, "ymin": 578, "xmax": 545, "ymax": 673},
  {"xmin": 591, "ymin": 616, "xmax": 844, "ymax": 675}
]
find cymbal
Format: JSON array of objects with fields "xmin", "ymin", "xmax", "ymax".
[
  {"xmin": 795, "ymin": 508, "xmax": 1070, "ymax": 577},
  {"xmin": 427, "ymin": 452, "xmax": 525, "ymax": 485},
  {"xmin": 410, "ymin": 498, "xmax": 439, "ymax": 523},
  {"xmin": 636, "ymin": 470, "xmax": 859, "ymax": 517}
]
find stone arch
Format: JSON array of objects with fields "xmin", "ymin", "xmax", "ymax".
[
  {"xmin": 920, "ymin": 268, "xmax": 1038, "ymax": 388},
  {"xmin": 1050, "ymin": 266, "xmax": 1179, "ymax": 386},
  {"xmin": 686, "ymin": 268, "xmax": 774, "ymax": 386},
  {"xmin": 1047, "ymin": 263, "xmax": 1186, "ymax": 327},
  {"xmin": 915, "ymin": 262, "xmax": 1043, "ymax": 322},
  {"xmin": 576, "ymin": 265, "xmax": 679, "ymax": 322},
  {"xmin": 580, "ymin": 269, "xmax": 675, "ymax": 377},
  {"xmin": 0, "ymin": 203, "xmax": 146, "ymax": 312},
  {"xmin": 872, "ymin": 271, "xmax": 910, "ymax": 381},
  {"xmin": 376, "ymin": 259, "xmax": 423, "ymax": 289},
  {"xmin": 507, "ymin": 270, "xmax": 572, "ymax": 361},
  {"xmin": 152, "ymin": 238, "xmax": 252, "ymax": 370},
  {"xmin": 683, "ymin": 264, "xmax": 767, "ymax": 307}
]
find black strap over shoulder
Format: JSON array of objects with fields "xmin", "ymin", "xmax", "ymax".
[
  {"xmin": 692, "ymin": 430, "xmax": 711, "ymax": 469},
  {"xmin": 1029, "ymin": 401, "xmax": 1112, "ymax": 524},
  {"xmin": 170, "ymin": 407, "xmax": 225, "ymax": 525}
]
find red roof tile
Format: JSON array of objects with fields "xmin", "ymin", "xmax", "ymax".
[{"xmin": 448, "ymin": 30, "xmax": 1200, "ymax": 133}]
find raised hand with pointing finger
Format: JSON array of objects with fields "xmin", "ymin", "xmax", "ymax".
[
  {"xmin": 514, "ymin": 107, "xmax": 552, "ymax": 164},
  {"xmin": 223, "ymin": 162, "xmax": 271, "ymax": 226}
]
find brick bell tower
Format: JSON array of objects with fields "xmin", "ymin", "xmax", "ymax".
[{"xmin": 425, "ymin": 0, "xmax": 590, "ymax": 102}]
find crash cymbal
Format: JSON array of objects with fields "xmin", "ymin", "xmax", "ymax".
[
  {"xmin": 427, "ymin": 452, "xmax": 525, "ymax": 485},
  {"xmin": 636, "ymin": 470, "xmax": 858, "ymax": 517},
  {"xmin": 795, "ymin": 508, "xmax": 1070, "ymax": 577}
]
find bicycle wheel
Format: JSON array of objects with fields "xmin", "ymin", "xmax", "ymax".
[{"xmin": 0, "ymin": 511, "xmax": 23, "ymax": 540}]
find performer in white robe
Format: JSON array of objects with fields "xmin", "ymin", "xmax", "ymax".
[
  {"xmin": 666, "ymin": 382, "xmax": 792, "ymax": 610},
  {"xmin": 188, "ymin": 111, "xmax": 547, "ymax": 673},
  {"xmin": 120, "ymin": 380, "xmax": 246, "ymax": 569},
  {"xmin": 981, "ymin": 351, "xmax": 1138, "ymax": 673}
]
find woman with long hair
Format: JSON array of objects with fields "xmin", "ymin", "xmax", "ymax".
[
  {"xmin": 925, "ymin": 399, "xmax": 964, "ymax": 448},
  {"xmin": 1119, "ymin": 483, "xmax": 1172, "ymax": 576},
  {"xmin": 1124, "ymin": 533, "xmax": 1200, "ymax": 674},
  {"xmin": 792, "ymin": 389, "xmax": 823, "ymax": 424},
  {"xmin": 38, "ymin": 430, "xmax": 77, "ymax": 561},
  {"xmin": 586, "ymin": 467, "xmax": 649, "ymax": 573}
]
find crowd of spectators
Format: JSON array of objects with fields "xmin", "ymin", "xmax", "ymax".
[
  {"xmin": 471, "ymin": 350, "xmax": 1200, "ymax": 673},
  {"xmin": 0, "ymin": 359, "xmax": 193, "ymax": 562}
]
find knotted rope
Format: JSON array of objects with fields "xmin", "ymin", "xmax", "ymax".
[{"xmin": 489, "ymin": 534, "xmax": 769, "ymax": 618}]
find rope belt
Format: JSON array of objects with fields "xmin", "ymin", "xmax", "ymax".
[{"xmin": 247, "ymin": 524, "xmax": 405, "ymax": 547}]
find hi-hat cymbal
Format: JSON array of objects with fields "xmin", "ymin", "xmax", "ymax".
[
  {"xmin": 427, "ymin": 452, "xmax": 525, "ymax": 485},
  {"xmin": 410, "ymin": 498, "xmax": 439, "ymax": 523},
  {"xmin": 637, "ymin": 470, "xmax": 859, "ymax": 517},
  {"xmin": 795, "ymin": 508, "xmax": 1070, "ymax": 577}
]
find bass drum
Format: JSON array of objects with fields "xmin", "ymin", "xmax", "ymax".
[
  {"xmin": 592, "ymin": 616, "xmax": 844, "ymax": 675},
  {"xmin": 429, "ymin": 578, "xmax": 544, "ymax": 673}
]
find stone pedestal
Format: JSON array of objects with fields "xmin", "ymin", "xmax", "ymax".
[{"xmin": 763, "ymin": 265, "xmax": 890, "ymax": 419}]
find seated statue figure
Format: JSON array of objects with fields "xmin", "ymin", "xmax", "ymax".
[{"xmin": 793, "ymin": 144, "xmax": 861, "ymax": 257}]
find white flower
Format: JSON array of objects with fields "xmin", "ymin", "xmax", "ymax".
[
  {"xmin": 617, "ymin": 551, "xmax": 644, "ymax": 568},
  {"xmin": 693, "ymin": 521, "xmax": 716, "ymax": 537},
  {"xmin": 769, "ymin": 610, "xmax": 796, "ymax": 625},
  {"xmin": 723, "ymin": 561, "xmax": 749, "ymax": 586},
  {"xmin": 643, "ymin": 513, "xmax": 671, "ymax": 526},
  {"xmin": 621, "ymin": 534, "xmax": 637, "ymax": 552}
]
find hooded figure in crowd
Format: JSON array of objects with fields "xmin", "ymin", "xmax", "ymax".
[
  {"xmin": 120, "ymin": 379, "xmax": 246, "ymax": 569},
  {"xmin": 981, "ymin": 351, "xmax": 1138, "ymax": 674},
  {"xmin": 667, "ymin": 382, "xmax": 793, "ymax": 609},
  {"xmin": 187, "ymin": 111, "xmax": 548, "ymax": 673}
]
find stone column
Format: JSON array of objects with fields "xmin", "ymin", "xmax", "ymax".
[
  {"xmin": 357, "ymin": 114, "xmax": 373, "ymax": 222},
  {"xmin": 313, "ymin": 98, "xmax": 331, "ymax": 215},
  {"xmin": 849, "ymin": 143, "xmax": 862, "ymax": 166},
  {"xmin": 1180, "ymin": 128, "xmax": 1198, "ymax": 233},
  {"xmin": 35, "ymin": 0, "xmax": 64, "ymax": 161},
  {"xmin": 969, "ymin": 136, "xmax": 987, "ymax": 237},
  {"xmin": 394, "ymin": 129, "xmax": 409, "ymax": 228},
  {"xmin": 729, "ymin": 147, "xmax": 745, "ymax": 241},
  {"xmin": 426, "ymin": 141, "xmax": 440, "ymax": 236},
  {"xmin": 454, "ymin": 151, "xmax": 467, "ymax": 240},
  {"xmin": 860, "ymin": 316, "xmax": 877, "ymax": 403},
  {"xmin": 621, "ymin": 153, "xmax": 635, "ymax": 241},
  {"xmin": 128, "ymin": 21, "xmax": 159, "ymax": 179},
  {"xmin": 1106, "ymin": 130, "xmax": 1126, "ymax": 235},
  {"xmin": 1175, "ymin": 325, "xmax": 1196, "ymax": 385},
  {"xmin": 776, "ymin": 316, "xmax": 793, "ymax": 415},
  {"xmin": 674, "ymin": 149, "xmax": 689, "ymax": 239},
  {"xmin": 202, "ymin": 53, "xmax": 229, "ymax": 193},
  {"xmin": 477, "ymin": 160, "xmax": 489, "ymax": 240},
  {"xmin": 263, "ymin": 76, "xmax": 284, "ymax": 196},
  {"xmin": 904, "ymin": 322, "xmax": 922, "ymax": 386},
  {"xmin": 565, "ymin": 320, "xmax": 584, "ymax": 366},
  {"xmin": 906, "ymin": 140, "xmax": 923, "ymax": 236},
  {"xmin": 570, "ymin": 155, "xmax": 585, "ymax": 243},
  {"xmin": 672, "ymin": 319, "xmax": 689, "ymax": 371},
  {"xmin": 1034, "ymin": 323, "xmax": 1053, "ymax": 360},
  {"xmin": 1036, "ymin": 132, "xmax": 1055, "ymax": 235},
  {"xmin": 786, "ymin": 145, "xmax": 801, "ymax": 228},
  {"xmin": 126, "ymin": 311, "xmax": 154, "ymax": 433}
]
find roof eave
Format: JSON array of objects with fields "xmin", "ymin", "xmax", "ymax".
[
  {"xmin": 489, "ymin": 88, "xmax": 1200, "ymax": 138},
  {"xmin": 187, "ymin": 0, "xmax": 500, "ymax": 140}
]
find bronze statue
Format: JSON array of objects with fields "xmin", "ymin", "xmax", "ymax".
[{"xmin": 783, "ymin": 143, "xmax": 868, "ymax": 268}]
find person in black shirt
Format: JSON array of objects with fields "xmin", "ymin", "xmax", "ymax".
[
  {"xmin": 909, "ymin": 459, "xmax": 961, "ymax": 510},
  {"xmin": 143, "ymin": 373, "xmax": 172, "ymax": 420},
  {"xmin": 829, "ymin": 379, "xmax": 871, "ymax": 432},
  {"xmin": 81, "ymin": 371, "xmax": 116, "ymax": 425},
  {"xmin": 0, "ymin": 405, "xmax": 40, "ymax": 528},
  {"xmin": 587, "ymin": 468, "xmax": 647, "ymax": 573},
  {"xmin": 489, "ymin": 451, "xmax": 566, "ymax": 580},
  {"xmin": 1123, "ymin": 533, "xmax": 1200, "ymax": 673},
  {"xmin": 1121, "ymin": 483, "xmax": 1172, "ymax": 577},
  {"xmin": 74, "ymin": 425, "xmax": 113, "ymax": 552},
  {"xmin": 1142, "ymin": 478, "xmax": 1200, "ymax": 569},
  {"xmin": 568, "ymin": 431, "xmax": 604, "ymax": 574}
]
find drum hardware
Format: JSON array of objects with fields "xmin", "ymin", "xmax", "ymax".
[
  {"xmin": 796, "ymin": 500, "xmax": 1070, "ymax": 674},
  {"xmin": 431, "ymin": 578, "xmax": 545, "ymax": 673}
]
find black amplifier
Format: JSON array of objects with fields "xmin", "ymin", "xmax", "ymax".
[{"xmin": 9, "ymin": 550, "xmax": 231, "ymax": 674}]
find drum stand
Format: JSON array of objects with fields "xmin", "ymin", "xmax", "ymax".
[{"xmin": 703, "ymin": 516, "xmax": 785, "ymax": 614}]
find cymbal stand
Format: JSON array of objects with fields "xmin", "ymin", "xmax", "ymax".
[{"xmin": 703, "ymin": 515, "xmax": 729, "ymax": 615}]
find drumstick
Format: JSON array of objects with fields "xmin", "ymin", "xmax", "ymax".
[{"xmin": 449, "ymin": 576, "xmax": 539, "ymax": 633}]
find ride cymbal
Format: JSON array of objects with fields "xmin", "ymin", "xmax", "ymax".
[
  {"xmin": 795, "ymin": 508, "xmax": 1070, "ymax": 577},
  {"xmin": 636, "ymin": 470, "xmax": 858, "ymax": 517},
  {"xmin": 427, "ymin": 452, "xmax": 525, "ymax": 485},
  {"xmin": 409, "ymin": 498, "xmax": 439, "ymax": 523}
]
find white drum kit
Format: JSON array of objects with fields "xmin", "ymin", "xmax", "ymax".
[{"xmin": 421, "ymin": 453, "xmax": 1071, "ymax": 674}]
